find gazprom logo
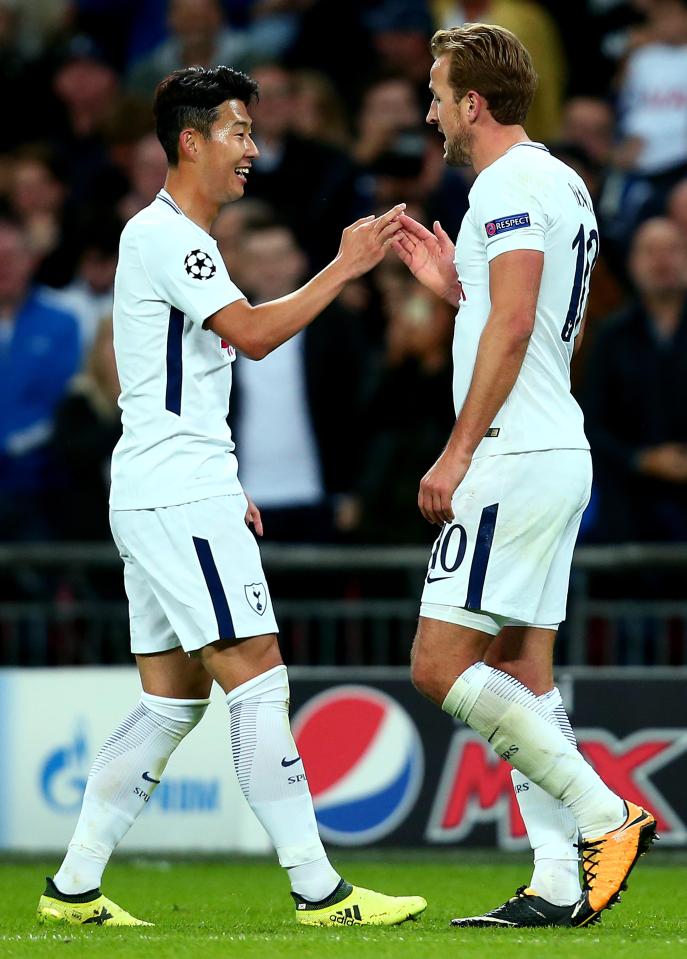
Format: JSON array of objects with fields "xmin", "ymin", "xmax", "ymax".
[
  {"xmin": 39, "ymin": 723, "xmax": 219, "ymax": 815},
  {"xmin": 40, "ymin": 724, "xmax": 89, "ymax": 813},
  {"xmin": 152, "ymin": 780, "xmax": 220, "ymax": 812},
  {"xmin": 485, "ymin": 212, "xmax": 530, "ymax": 237}
]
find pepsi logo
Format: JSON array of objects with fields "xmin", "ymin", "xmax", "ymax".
[{"xmin": 292, "ymin": 686, "xmax": 424, "ymax": 845}]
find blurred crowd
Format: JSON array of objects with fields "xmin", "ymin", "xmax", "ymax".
[{"xmin": 2, "ymin": 0, "xmax": 687, "ymax": 562}]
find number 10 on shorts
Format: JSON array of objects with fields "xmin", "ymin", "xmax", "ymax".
[{"xmin": 426, "ymin": 504, "xmax": 499, "ymax": 610}]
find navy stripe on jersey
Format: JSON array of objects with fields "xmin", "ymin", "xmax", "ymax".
[
  {"xmin": 157, "ymin": 193, "xmax": 182, "ymax": 215},
  {"xmin": 165, "ymin": 306, "xmax": 184, "ymax": 414},
  {"xmin": 509, "ymin": 142, "xmax": 550, "ymax": 154},
  {"xmin": 466, "ymin": 503, "xmax": 499, "ymax": 610},
  {"xmin": 192, "ymin": 537, "xmax": 236, "ymax": 639}
]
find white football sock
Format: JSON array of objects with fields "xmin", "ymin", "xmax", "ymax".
[
  {"xmin": 53, "ymin": 693, "xmax": 209, "ymax": 895},
  {"xmin": 443, "ymin": 663, "xmax": 625, "ymax": 839},
  {"xmin": 512, "ymin": 688, "xmax": 581, "ymax": 906},
  {"xmin": 227, "ymin": 665, "xmax": 340, "ymax": 901}
]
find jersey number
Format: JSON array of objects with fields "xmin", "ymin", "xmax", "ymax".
[{"xmin": 561, "ymin": 224, "xmax": 598, "ymax": 342}]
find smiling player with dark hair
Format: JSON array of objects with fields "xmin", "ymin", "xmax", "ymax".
[{"xmin": 37, "ymin": 64, "xmax": 425, "ymax": 930}]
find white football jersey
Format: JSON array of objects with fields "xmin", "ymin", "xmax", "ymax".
[
  {"xmin": 453, "ymin": 142, "xmax": 597, "ymax": 458},
  {"xmin": 110, "ymin": 189, "xmax": 246, "ymax": 509}
]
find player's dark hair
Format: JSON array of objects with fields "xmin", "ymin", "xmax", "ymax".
[
  {"xmin": 431, "ymin": 24, "xmax": 537, "ymax": 126},
  {"xmin": 154, "ymin": 66, "xmax": 259, "ymax": 165}
]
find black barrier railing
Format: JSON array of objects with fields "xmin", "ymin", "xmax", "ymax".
[{"xmin": 0, "ymin": 542, "xmax": 686, "ymax": 667}]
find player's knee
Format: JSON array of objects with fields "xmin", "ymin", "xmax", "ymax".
[
  {"xmin": 410, "ymin": 653, "xmax": 445, "ymax": 705},
  {"xmin": 141, "ymin": 692, "xmax": 210, "ymax": 737}
]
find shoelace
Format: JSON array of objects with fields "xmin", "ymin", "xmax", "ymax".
[
  {"xmin": 489, "ymin": 886, "xmax": 529, "ymax": 915},
  {"xmin": 580, "ymin": 838, "xmax": 604, "ymax": 890}
]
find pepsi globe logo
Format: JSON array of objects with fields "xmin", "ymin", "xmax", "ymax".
[{"xmin": 292, "ymin": 686, "xmax": 424, "ymax": 845}]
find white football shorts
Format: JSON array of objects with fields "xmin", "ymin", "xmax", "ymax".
[
  {"xmin": 420, "ymin": 449, "xmax": 592, "ymax": 629},
  {"xmin": 110, "ymin": 493, "xmax": 278, "ymax": 654}
]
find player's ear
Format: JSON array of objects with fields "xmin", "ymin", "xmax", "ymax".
[
  {"xmin": 465, "ymin": 90, "xmax": 482, "ymax": 122},
  {"xmin": 178, "ymin": 128, "xmax": 200, "ymax": 162}
]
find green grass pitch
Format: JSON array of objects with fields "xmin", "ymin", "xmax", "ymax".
[{"xmin": 1, "ymin": 852, "xmax": 685, "ymax": 958}]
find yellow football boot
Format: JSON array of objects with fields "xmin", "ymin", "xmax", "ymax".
[
  {"xmin": 37, "ymin": 877, "xmax": 153, "ymax": 927},
  {"xmin": 294, "ymin": 879, "xmax": 427, "ymax": 926},
  {"xmin": 571, "ymin": 801, "xmax": 658, "ymax": 927}
]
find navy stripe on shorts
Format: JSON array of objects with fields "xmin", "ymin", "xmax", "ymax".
[
  {"xmin": 466, "ymin": 503, "xmax": 499, "ymax": 610},
  {"xmin": 192, "ymin": 536, "xmax": 236, "ymax": 639}
]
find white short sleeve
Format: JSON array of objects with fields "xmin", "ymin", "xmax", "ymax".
[
  {"xmin": 136, "ymin": 221, "xmax": 245, "ymax": 326},
  {"xmin": 471, "ymin": 163, "xmax": 547, "ymax": 262}
]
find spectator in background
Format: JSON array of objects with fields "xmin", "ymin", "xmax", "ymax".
[
  {"xmin": 53, "ymin": 316, "xmax": 120, "ymax": 541},
  {"xmin": 127, "ymin": 0, "xmax": 292, "ymax": 99},
  {"xmin": 212, "ymin": 197, "xmax": 275, "ymax": 290},
  {"xmin": 0, "ymin": 220, "xmax": 81, "ymax": 541},
  {"xmin": 15, "ymin": 0, "xmax": 70, "ymax": 50},
  {"xmin": 0, "ymin": 0, "xmax": 46, "ymax": 150},
  {"xmin": 617, "ymin": 0, "xmax": 687, "ymax": 173},
  {"xmin": 558, "ymin": 97, "xmax": 629, "ymax": 279},
  {"xmin": 431, "ymin": 0, "xmax": 567, "ymax": 142},
  {"xmin": 354, "ymin": 76, "xmax": 469, "ymax": 242},
  {"xmin": 560, "ymin": 97, "xmax": 615, "ymax": 170},
  {"xmin": 284, "ymin": 0, "xmax": 377, "ymax": 112},
  {"xmin": 247, "ymin": 62, "xmax": 362, "ymax": 270},
  {"xmin": 41, "ymin": 218, "xmax": 120, "ymax": 355},
  {"xmin": 612, "ymin": 0, "xmax": 687, "ymax": 224},
  {"xmin": 128, "ymin": 0, "xmax": 245, "ymax": 97},
  {"xmin": 353, "ymin": 76, "xmax": 425, "ymax": 170},
  {"xmin": 237, "ymin": 0, "xmax": 303, "ymax": 64},
  {"xmin": 667, "ymin": 177, "xmax": 687, "ymax": 235},
  {"xmin": 68, "ymin": 93, "xmax": 155, "ymax": 226},
  {"xmin": 352, "ymin": 252, "xmax": 455, "ymax": 543},
  {"xmin": 116, "ymin": 132, "xmax": 168, "ymax": 222},
  {"xmin": 365, "ymin": 0, "xmax": 434, "ymax": 94},
  {"xmin": 355, "ymin": 77, "xmax": 431, "ymax": 216},
  {"xmin": 291, "ymin": 69, "xmax": 352, "ymax": 148},
  {"xmin": 230, "ymin": 221, "xmax": 370, "ymax": 542},
  {"xmin": 7, "ymin": 145, "xmax": 75, "ymax": 287},
  {"xmin": 583, "ymin": 217, "xmax": 687, "ymax": 544},
  {"xmin": 48, "ymin": 34, "xmax": 122, "ymax": 210}
]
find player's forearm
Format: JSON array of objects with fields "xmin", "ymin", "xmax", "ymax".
[
  {"xmin": 412, "ymin": 267, "xmax": 462, "ymax": 307},
  {"xmin": 246, "ymin": 258, "xmax": 352, "ymax": 358},
  {"xmin": 446, "ymin": 314, "xmax": 532, "ymax": 459},
  {"xmin": 441, "ymin": 280, "xmax": 463, "ymax": 308}
]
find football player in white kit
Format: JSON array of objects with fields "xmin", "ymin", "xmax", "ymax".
[
  {"xmin": 394, "ymin": 25, "xmax": 656, "ymax": 929},
  {"xmin": 37, "ymin": 65, "xmax": 426, "ymax": 929}
]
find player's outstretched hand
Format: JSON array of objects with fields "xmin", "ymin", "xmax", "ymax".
[
  {"xmin": 244, "ymin": 494, "xmax": 263, "ymax": 536},
  {"xmin": 393, "ymin": 215, "xmax": 463, "ymax": 306},
  {"xmin": 337, "ymin": 204, "xmax": 406, "ymax": 278},
  {"xmin": 418, "ymin": 449, "xmax": 471, "ymax": 525}
]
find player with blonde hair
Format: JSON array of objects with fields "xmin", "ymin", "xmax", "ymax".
[{"xmin": 395, "ymin": 23, "xmax": 656, "ymax": 929}]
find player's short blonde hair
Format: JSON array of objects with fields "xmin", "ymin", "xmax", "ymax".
[{"xmin": 431, "ymin": 23, "xmax": 537, "ymax": 127}]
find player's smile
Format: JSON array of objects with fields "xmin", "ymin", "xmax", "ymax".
[{"xmin": 207, "ymin": 99, "xmax": 259, "ymax": 198}]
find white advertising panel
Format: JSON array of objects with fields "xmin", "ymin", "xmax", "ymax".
[{"xmin": 0, "ymin": 668, "xmax": 272, "ymax": 854}]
